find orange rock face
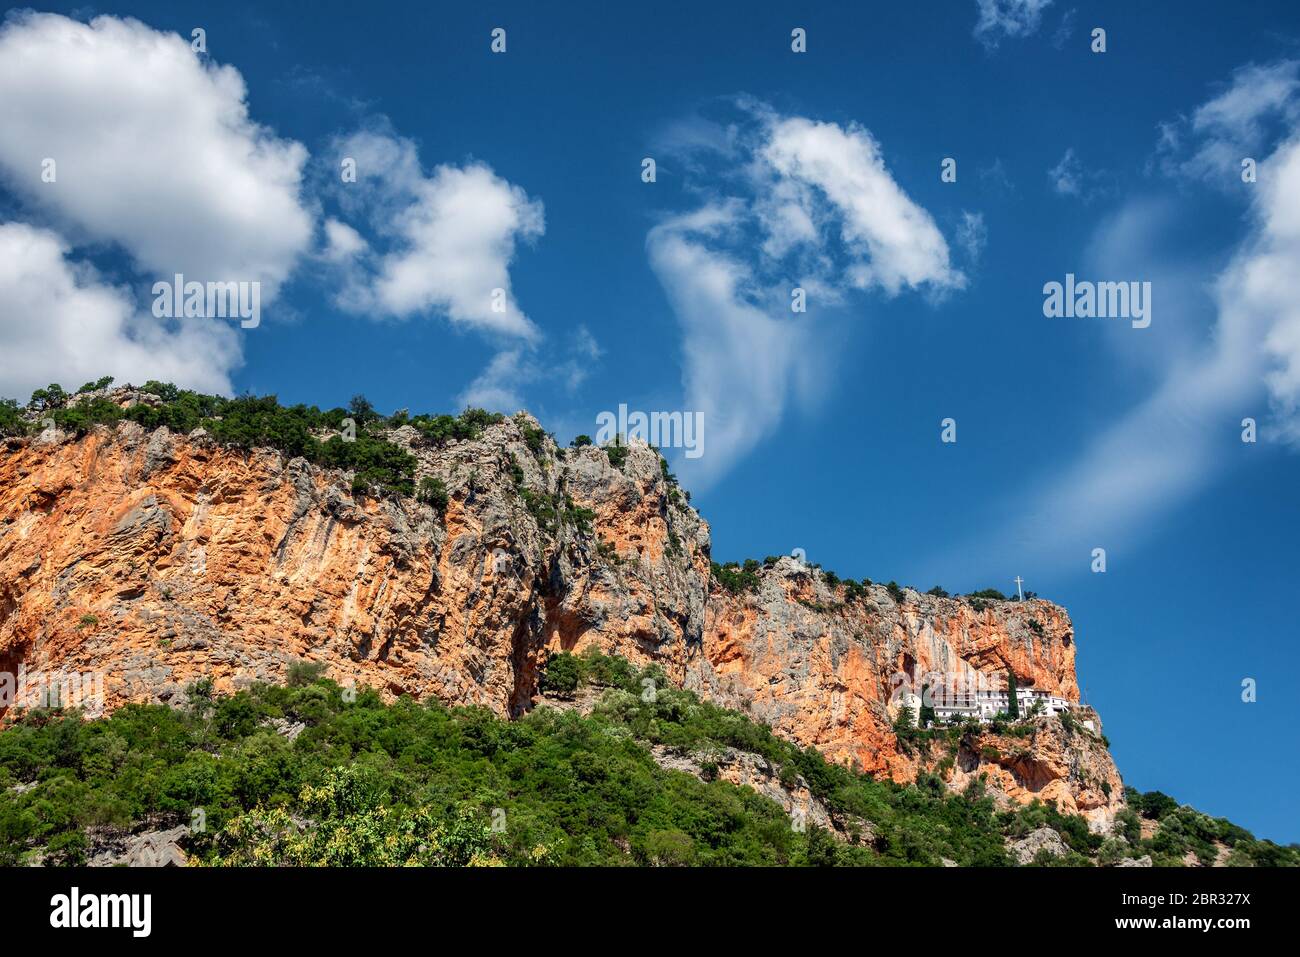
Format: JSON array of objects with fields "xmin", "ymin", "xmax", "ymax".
[
  {"xmin": 0, "ymin": 416, "xmax": 1123, "ymax": 825},
  {"xmin": 941, "ymin": 711, "xmax": 1123, "ymax": 826}
]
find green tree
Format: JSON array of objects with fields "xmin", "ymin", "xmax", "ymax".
[
  {"xmin": 539, "ymin": 652, "xmax": 583, "ymax": 697},
  {"xmin": 29, "ymin": 384, "xmax": 68, "ymax": 411},
  {"xmin": 347, "ymin": 394, "xmax": 377, "ymax": 423}
]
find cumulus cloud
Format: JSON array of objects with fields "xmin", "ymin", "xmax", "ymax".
[
  {"xmin": 321, "ymin": 219, "xmax": 367, "ymax": 263},
  {"xmin": 648, "ymin": 104, "xmax": 963, "ymax": 484},
  {"xmin": 0, "ymin": 13, "xmax": 555, "ymax": 407},
  {"xmin": 0, "ymin": 12, "xmax": 313, "ymax": 292},
  {"xmin": 761, "ymin": 116, "xmax": 964, "ymax": 295},
  {"xmin": 973, "ymin": 0, "xmax": 1054, "ymax": 48},
  {"xmin": 328, "ymin": 128, "xmax": 544, "ymax": 339},
  {"xmin": 0, "ymin": 223, "xmax": 239, "ymax": 400}
]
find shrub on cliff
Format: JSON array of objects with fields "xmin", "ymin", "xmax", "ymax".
[
  {"xmin": 515, "ymin": 415, "xmax": 548, "ymax": 456},
  {"xmin": 0, "ymin": 381, "xmax": 515, "ymax": 500},
  {"xmin": 1132, "ymin": 789, "xmax": 1179, "ymax": 820},
  {"xmin": 603, "ymin": 442, "xmax": 629, "ymax": 469},
  {"xmin": 417, "ymin": 476, "xmax": 450, "ymax": 512},
  {"xmin": 0, "ymin": 399, "xmax": 26, "ymax": 437},
  {"xmin": 539, "ymin": 652, "xmax": 583, "ymax": 697},
  {"xmin": 76, "ymin": 376, "xmax": 115, "ymax": 395},
  {"xmin": 286, "ymin": 660, "xmax": 327, "ymax": 687},
  {"xmin": 409, "ymin": 409, "xmax": 504, "ymax": 444},
  {"xmin": 712, "ymin": 560, "xmax": 762, "ymax": 594},
  {"xmin": 49, "ymin": 398, "xmax": 126, "ymax": 435},
  {"xmin": 28, "ymin": 383, "xmax": 68, "ymax": 411}
]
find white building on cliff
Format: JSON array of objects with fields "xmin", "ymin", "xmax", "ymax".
[{"xmin": 930, "ymin": 687, "xmax": 1086, "ymax": 726}]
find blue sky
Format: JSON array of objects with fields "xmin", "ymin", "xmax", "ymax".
[{"xmin": 0, "ymin": 0, "xmax": 1297, "ymax": 842}]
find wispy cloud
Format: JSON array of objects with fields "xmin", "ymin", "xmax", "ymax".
[
  {"xmin": 457, "ymin": 328, "xmax": 604, "ymax": 413},
  {"xmin": 973, "ymin": 0, "xmax": 1054, "ymax": 49},
  {"xmin": 956, "ymin": 211, "xmax": 988, "ymax": 264},
  {"xmin": 1048, "ymin": 147, "xmax": 1113, "ymax": 201},
  {"xmin": 1155, "ymin": 59, "xmax": 1300, "ymax": 185},
  {"xmin": 648, "ymin": 101, "xmax": 964, "ymax": 485},
  {"xmin": 934, "ymin": 63, "xmax": 1300, "ymax": 576}
]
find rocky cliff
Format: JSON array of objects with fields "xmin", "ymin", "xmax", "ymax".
[{"xmin": 0, "ymin": 392, "xmax": 1124, "ymax": 826}]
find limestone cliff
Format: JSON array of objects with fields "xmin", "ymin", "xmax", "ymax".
[{"xmin": 0, "ymin": 397, "xmax": 1124, "ymax": 826}]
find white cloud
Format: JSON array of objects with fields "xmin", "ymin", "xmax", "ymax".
[
  {"xmin": 0, "ymin": 13, "xmax": 313, "ymax": 292},
  {"xmin": 458, "ymin": 349, "xmax": 529, "ymax": 412},
  {"xmin": 761, "ymin": 116, "xmax": 964, "ymax": 295},
  {"xmin": 330, "ymin": 129, "xmax": 544, "ymax": 339},
  {"xmin": 457, "ymin": 328, "xmax": 601, "ymax": 412},
  {"xmin": 1234, "ymin": 133, "xmax": 1300, "ymax": 443},
  {"xmin": 649, "ymin": 106, "xmax": 963, "ymax": 484},
  {"xmin": 0, "ymin": 13, "xmax": 551, "ymax": 411},
  {"xmin": 648, "ymin": 210, "xmax": 807, "ymax": 484},
  {"xmin": 1157, "ymin": 60, "xmax": 1300, "ymax": 184},
  {"xmin": 1048, "ymin": 148, "xmax": 1082, "ymax": 195},
  {"xmin": 322, "ymin": 218, "xmax": 367, "ymax": 263},
  {"xmin": 974, "ymin": 0, "xmax": 1054, "ymax": 48},
  {"xmin": 0, "ymin": 222, "xmax": 240, "ymax": 400},
  {"xmin": 936, "ymin": 69, "xmax": 1300, "ymax": 575},
  {"xmin": 1050, "ymin": 7, "xmax": 1077, "ymax": 49},
  {"xmin": 956, "ymin": 211, "xmax": 988, "ymax": 264},
  {"xmin": 1048, "ymin": 147, "xmax": 1113, "ymax": 200}
]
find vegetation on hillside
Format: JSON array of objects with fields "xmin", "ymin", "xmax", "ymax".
[{"xmin": 1, "ymin": 648, "xmax": 1291, "ymax": 867}]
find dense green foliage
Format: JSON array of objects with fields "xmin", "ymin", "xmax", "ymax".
[
  {"xmin": 0, "ymin": 399, "xmax": 22, "ymax": 438},
  {"xmin": 0, "ymin": 656, "xmax": 1294, "ymax": 867},
  {"xmin": 712, "ymin": 559, "xmax": 762, "ymax": 594}
]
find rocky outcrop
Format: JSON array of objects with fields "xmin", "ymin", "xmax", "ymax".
[
  {"xmin": 1010, "ymin": 826, "xmax": 1069, "ymax": 865},
  {"xmin": 647, "ymin": 744, "xmax": 850, "ymax": 836},
  {"xmin": 0, "ymin": 402, "xmax": 1125, "ymax": 824},
  {"xmin": 689, "ymin": 562, "xmax": 1079, "ymax": 781},
  {"xmin": 52, "ymin": 824, "xmax": 190, "ymax": 868},
  {"xmin": 962, "ymin": 715, "xmax": 1120, "ymax": 824}
]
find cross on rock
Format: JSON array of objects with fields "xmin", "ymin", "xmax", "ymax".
[{"xmin": 1014, "ymin": 576, "xmax": 1024, "ymax": 601}]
